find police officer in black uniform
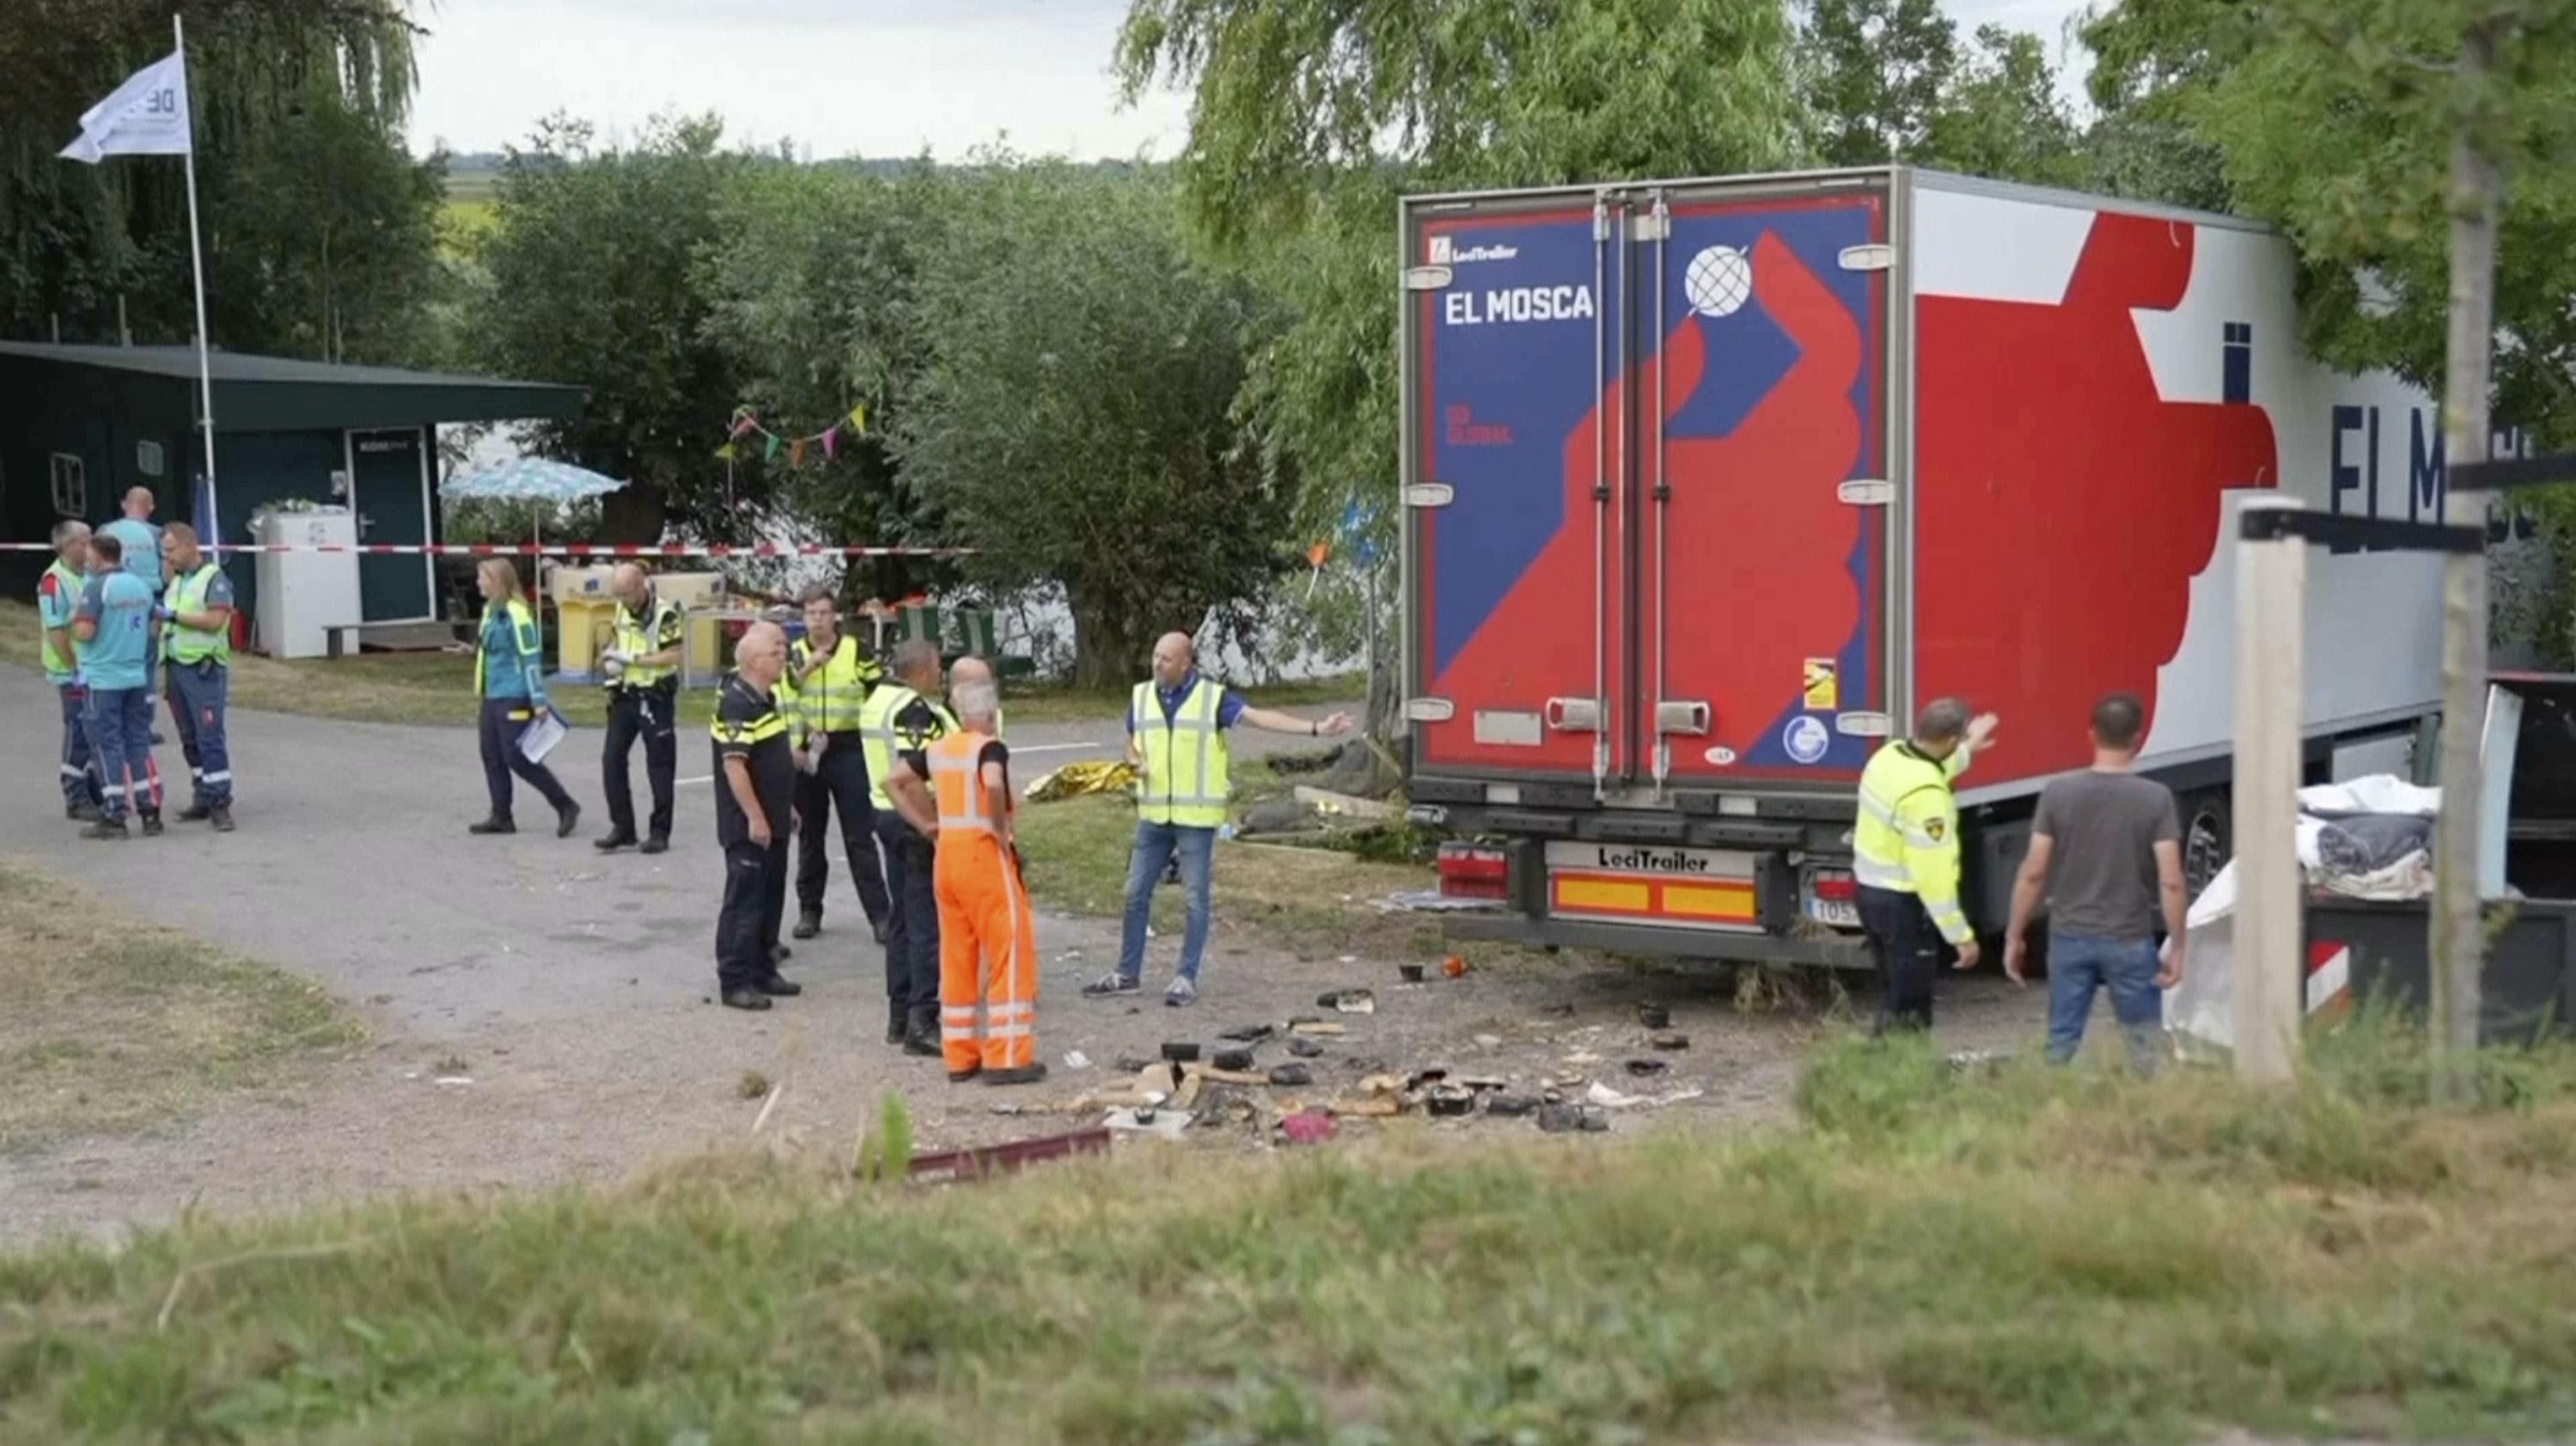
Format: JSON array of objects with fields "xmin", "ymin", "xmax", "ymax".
[{"xmin": 711, "ymin": 621, "xmax": 801, "ymax": 1010}]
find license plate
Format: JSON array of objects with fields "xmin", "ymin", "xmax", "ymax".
[{"xmin": 1805, "ymin": 897, "xmax": 1860, "ymax": 930}]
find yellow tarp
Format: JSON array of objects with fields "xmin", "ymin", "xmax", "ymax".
[{"xmin": 1024, "ymin": 760, "xmax": 1138, "ymax": 802}]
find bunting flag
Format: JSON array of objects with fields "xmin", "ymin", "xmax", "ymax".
[{"xmin": 721, "ymin": 403, "xmax": 873, "ymax": 473}]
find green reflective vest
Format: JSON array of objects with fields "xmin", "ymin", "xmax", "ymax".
[
  {"xmin": 163, "ymin": 563, "xmax": 230, "ymax": 666},
  {"xmin": 1132, "ymin": 678, "xmax": 1230, "ymax": 829},
  {"xmin": 609, "ymin": 590, "xmax": 684, "ymax": 689},
  {"xmin": 860, "ymin": 682, "xmax": 958, "ymax": 810},
  {"xmin": 1853, "ymin": 740, "xmax": 1973, "ymax": 945},
  {"xmin": 473, "ymin": 598, "xmax": 543, "ymax": 698}
]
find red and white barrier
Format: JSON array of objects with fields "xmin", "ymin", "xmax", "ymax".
[{"xmin": 0, "ymin": 541, "xmax": 967, "ymax": 558}]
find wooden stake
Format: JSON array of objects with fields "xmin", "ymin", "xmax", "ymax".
[
  {"xmin": 2431, "ymin": 21, "xmax": 2502, "ymax": 1101},
  {"xmin": 2234, "ymin": 497, "xmax": 2306, "ymax": 1082}
]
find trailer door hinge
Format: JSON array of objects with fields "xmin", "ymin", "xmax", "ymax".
[
  {"xmin": 1838, "ymin": 244, "xmax": 1895, "ymax": 272},
  {"xmin": 1405, "ymin": 697, "xmax": 1456, "ymax": 723},
  {"xmin": 1835, "ymin": 479, "xmax": 1894, "ymax": 507},
  {"xmin": 1835, "ymin": 712, "xmax": 1892, "ymax": 738},
  {"xmin": 1633, "ymin": 211, "xmax": 1670, "ymax": 243},
  {"xmin": 1404, "ymin": 483, "xmax": 1455, "ymax": 509},
  {"xmin": 1402, "ymin": 265, "xmax": 1455, "ymax": 291}
]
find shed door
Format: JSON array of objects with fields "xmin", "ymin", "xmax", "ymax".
[{"xmin": 350, "ymin": 427, "xmax": 432, "ymax": 621}]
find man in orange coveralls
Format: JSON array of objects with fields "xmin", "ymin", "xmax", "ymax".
[{"xmin": 887, "ymin": 676, "xmax": 1043, "ymax": 1086}]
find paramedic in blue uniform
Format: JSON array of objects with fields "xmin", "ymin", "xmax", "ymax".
[
  {"xmin": 467, "ymin": 558, "xmax": 581, "ymax": 838},
  {"xmin": 711, "ymin": 621, "xmax": 802, "ymax": 1010},
  {"xmin": 38, "ymin": 521, "xmax": 102, "ymax": 821},
  {"xmin": 157, "ymin": 522, "xmax": 237, "ymax": 831},
  {"xmin": 70, "ymin": 531, "xmax": 162, "ymax": 839},
  {"xmin": 97, "ymin": 487, "xmax": 165, "ymax": 739}
]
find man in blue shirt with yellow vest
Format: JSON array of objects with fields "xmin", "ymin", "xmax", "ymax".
[
  {"xmin": 1853, "ymin": 697, "xmax": 1999, "ymax": 1034},
  {"xmin": 71, "ymin": 531, "xmax": 162, "ymax": 839},
  {"xmin": 158, "ymin": 522, "xmax": 237, "ymax": 832},
  {"xmin": 38, "ymin": 520, "xmax": 103, "ymax": 821},
  {"xmin": 1086, "ymin": 631, "xmax": 1351, "ymax": 1007}
]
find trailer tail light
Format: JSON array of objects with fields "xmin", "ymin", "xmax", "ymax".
[
  {"xmin": 1437, "ymin": 842, "xmax": 1509, "ymax": 900},
  {"xmin": 1802, "ymin": 868, "xmax": 1860, "ymax": 929}
]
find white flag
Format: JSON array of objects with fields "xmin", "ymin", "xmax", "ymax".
[{"xmin": 58, "ymin": 50, "xmax": 192, "ymax": 164}]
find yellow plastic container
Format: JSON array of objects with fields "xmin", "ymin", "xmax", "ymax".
[{"xmin": 548, "ymin": 564, "xmax": 730, "ymax": 684}]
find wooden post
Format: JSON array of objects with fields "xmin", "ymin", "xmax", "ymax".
[
  {"xmin": 2235, "ymin": 497, "xmax": 2306, "ymax": 1082},
  {"xmin": 2430, "ymin": 21, "xmax": 2502, "ymax": 1101}
]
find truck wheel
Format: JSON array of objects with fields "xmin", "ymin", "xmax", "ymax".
[{"xmin": 2182, "ymin": 791, "xmax": 2231, "ymax": 901}]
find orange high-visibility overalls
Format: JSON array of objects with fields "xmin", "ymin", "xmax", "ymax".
[{"xmin": 928, "ymin": 729, "xmax": 1037, "ymax": 1074}]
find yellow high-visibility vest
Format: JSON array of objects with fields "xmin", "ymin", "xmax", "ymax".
[
  {"xmin": 1132, "ymin": 677, "xmax": 1230, "ymax": 829},
  {"xmin": 783, "ymin": 632, "xmax": 881, "ymax": 741},
  {"xmin": 473, "ymin": 598, "xmax": 542, "ymax": 697},
  {"xmin": 1853, "ymin": 740, "xmax": 1973, "ymax": 945},
  {"xmin": 860, "ymin": 683, "xmax": 958, "ymax": 810},
  {"xmin": 609, "ymin": 590, "xmax": 685, "ymax": 688}
]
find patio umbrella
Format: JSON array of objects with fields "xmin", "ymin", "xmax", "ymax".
[{"xmin": 440, "ymin": 458, "xmax": 629, "ymax": 653}]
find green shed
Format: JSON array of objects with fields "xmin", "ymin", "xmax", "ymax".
[{"xmin": 0, "ymin": 342, "xmax": 584, "ymax": 626}]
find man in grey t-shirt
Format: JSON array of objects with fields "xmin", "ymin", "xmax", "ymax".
[{"xmin": 2003, "ymin": 692, "xmax": 2186, "ymax": 1073}]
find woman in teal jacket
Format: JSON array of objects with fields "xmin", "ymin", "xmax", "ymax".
[{"xmin": 469, "ymin": 558, "xmax": 581, "ymax": 837}]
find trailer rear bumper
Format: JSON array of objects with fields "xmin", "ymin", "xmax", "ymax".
[{"xmin": 1444, "ymin": 912, "xmax": 1875, "ymax": 969}]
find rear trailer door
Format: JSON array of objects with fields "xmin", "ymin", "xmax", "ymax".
[
  {"xmin": 1637, "ymin": 180, "xmax": 1895, "ymax": 790},
  {"xmin": 1406, "ymin": 196, "xmax": 1628, "ymax": 784}
]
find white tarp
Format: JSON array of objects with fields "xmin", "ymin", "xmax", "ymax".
[{"xmin": 2164, "ymin": 776, "xmax": 2439, "ymax": 1057}]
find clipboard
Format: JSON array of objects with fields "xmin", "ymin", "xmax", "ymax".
[{"xmin": 517, "ymin": 706, "xmax": 570, "ymax": 765}]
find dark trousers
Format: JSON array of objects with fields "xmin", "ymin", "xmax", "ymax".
[
  {"xmin": 1859, "ymin": 883, "xmax": 1944, "ymax": 1034},
  {"xmin": 760, "ymin": 833, "xmax": 790, "ymax": 954},
  {"xmin": 601, "ymin": 686, "xmax": 677, "ymax": 840},
  {"xmin": 167, "ymin": 659, "xmax": 232, "ymax": 808},
  {"xmin": 477, "ymin": 696, "xmax": 573, "ymax": 820},
  {"xmin": 794, "ymin": 734, "xmax": 889, "ymax": 924},
  {"xmin": 56, "ymin": 683, "xmax": 100, "ymax": 808},
  {"xmin": 83, "ymin": 686, "xmax": 157, "ymax": 822},
  {"xmin": 877, "ymin": 812, "xmax": 940, "ymax": 1013},
  {"xmin": 717, "ymin": 839, "xmax": 778, "ymax": 991}
]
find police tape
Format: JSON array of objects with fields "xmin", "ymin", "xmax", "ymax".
[{"xmin": 0, "ymin": 541, "xmax": 968, "ymax": 558}]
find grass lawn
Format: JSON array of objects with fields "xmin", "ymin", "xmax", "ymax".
[
  {"xmin": 0, "ymin": 861, "xmax": 360, "ymax": 1155},
  {"xmin": 6, "ymin": 1028, "xmax": 2574, "ymax": 1443},
  {"xmin": 2, "ymin": 600, "xmax": 1358, "ymax": 735}
]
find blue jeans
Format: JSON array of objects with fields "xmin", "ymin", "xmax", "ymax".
[
  {"xmin": 2046, "ymin": 932, "xmax": 2164, "ymax": 1075},
  {"xmin": 1117, "ymin": 820, "xmax": 1215, "ymax": 983},
  {"xmin": 83, "ymin": 686, "xmax": 158, "ymax": 822}
]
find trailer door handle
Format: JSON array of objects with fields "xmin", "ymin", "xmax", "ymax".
[
  {"xmin": 1656, "ymin": 700, "xmax": 1711, "ymax": 736},
  {"xmin": 1545, "ymin": 697, "xmax": 1602, "ymax": 732}
]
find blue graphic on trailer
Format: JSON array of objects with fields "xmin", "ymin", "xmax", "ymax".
[{"xmin": 1423, "ymin": 213, "xmax": 1621, "ymax": 679}]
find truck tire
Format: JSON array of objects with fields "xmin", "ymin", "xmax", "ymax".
[{"xmin": 2181, "ymin": 790, "xmax": 2232, "ymax": 902}]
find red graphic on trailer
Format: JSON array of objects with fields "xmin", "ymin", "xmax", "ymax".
[
  {"xmin": 1913, "ymin": 212, "xmax": 2278, "ymax": 782},
  {"xmin": 1645, "ymin": 233, "xmax": 1864, "ymax": 770},
  {"xmin": 1425, "ymin": 233, "xmax": 1863, "ymax": 771}
]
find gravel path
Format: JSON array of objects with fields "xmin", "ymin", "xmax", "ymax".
[{"xmin": 0, "ymin": 674, "xmax": 2045, "ymax": 1246}]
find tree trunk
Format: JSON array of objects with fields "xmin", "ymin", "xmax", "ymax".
[
  {"xmin": 1069, "ymin": 592, "xmax": 1140, "ymax": 691},
  {"xmin": 598, "ymin": 482, "xmax": 668, "ymax": 545},
  {"xmin": 1363, "ymin": 563, "xmax": 1401, "ymax": 744}
]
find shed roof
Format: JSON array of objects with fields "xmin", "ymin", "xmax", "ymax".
[{"xmin": 0, "ymin": 342, "xmax": 586, "ymax": 432}]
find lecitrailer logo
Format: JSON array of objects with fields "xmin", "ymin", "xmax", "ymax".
[{"xmin": 1429, "ymin": 235, "xmax": 1519, "ymax": 265}]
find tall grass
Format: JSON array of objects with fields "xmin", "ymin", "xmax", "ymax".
[{"xmin": 7, "ymin": 1023, "xmax": 2576, "ymax": 1443}]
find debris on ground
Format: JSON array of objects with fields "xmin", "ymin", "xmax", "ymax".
[
  {"xmin": 1024, "ymin": 760, "xmax": 1138, "ymax": 802},
  {"xmin": 736, "ymin": 1071, "xmax": 771, "ymax": 1101},
  {"xmin": 1290, "ymin": 1020, "xmax": 1346, "ymax": 1037},
  {"xmin": 1278, "ymin": 1108, "xmax": 1338, "ymax": 1144},
  {"xmin": 1472, "ymin": 1033, "xmax": 1503, "ymax": 1048},
  {"xmin": 1425, "ymin": 1084, "xmax": 1475, "ymax": 1117},
  {"xmin": 1217, "ymin": 1022, "xmax": 1276, "ymax": 1043},
  {"xmin": 1399, "ymin": 963, "xmax": 1426, "ymax": 982},
  {"xmin": 1287, "ymin": 1036, "xmax": 1325, "ymax": 1059},
  {"xmin": 1212, "ymin": 1046, "xmax": 1257, "ymax": 1072},
  {"xmin": 1114, "ymin": 1054, "xmax": 1156, "ymax": 1073},
  {"xmin": 1332, "ymin": 1094, "xmax": 1404, "ymax": 1118},
  {"xmin": 1649, "ymin": 1031, "xmax": 1691, "ymax": 1051},
  {"xmin": 1377, "ymin": 890, "xmax": 1502, "ymax": 913},
  {"xmin": 1625, "ymin": 1058, "xmax": 1670, "ymax": 1077},
  {"xmin": 1537, "ymin": 1102, "xmax": 1611, "ymax": 1133},
  {"xmin": 1315, "ymin": 989, "xmax": 1377, "ymax": 1014},
  {"xmin": 1294, "ymin": 784, "xmax": 1401, "ymax": 822},
  {"xmin": 1063, "ymin": 1051, "xmax": 1092, "ymax": 1071},
  {"xmin": 1161, "ymin": 1041, "xmax": 1200, "ymax": 1063},
  {"xmin": 1485, "ymin": 1093, "xmax": 1540, "ymax": 1117},
  {"xmin": 1267, "ymin": 1063, "xmax": 1315, "ymax": 1088},
  {"xmin": 1443, "ymin": 955, "xmax": 1471, "ymax": 979},
  {"xmin": 1586, "ymin": 1080, "xmax": 1708, "ymax": 1111},
  {"xmin": 1103, "ymin": 1107, "xmax": 1192, "ymax": 1139},
  {"xmin": 1638, "ymin": 1004, "xmax": 1672, "ymax": 1030}
]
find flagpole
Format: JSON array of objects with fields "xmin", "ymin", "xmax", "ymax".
[{"xmin": 174, "ymin": 12, "xmax": 219, "ymax": 540}]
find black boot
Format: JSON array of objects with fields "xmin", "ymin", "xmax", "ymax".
[
  {"xmin": 885, "ymin": 1001, "xmax": 909, "ymax": 1046},
  {"xmin": 640, "ymin": 835, "xmax": 669, "ymax": 856},
  {"xmin": 792, "ymin": 911, "xmax": 822, "ymax": 941},
  {"xmin": 903, "ymin": 1009, "xmax": 943, "ymax": 1058},
  {"xmin": 554, "ymin": 801, "xmax": 582, "ymax": 839},
  {"xmin": 468, "ymin": 815, "xmax": 516, "ymax": 836},
  {"xmin": 594, "ymin": 829, "xmax": 638, "ymax": 852},
  {"xmin": 721, "ymin": 988, "xmax": 772, "ymax": 1012},
  {"xmin": 138, "ymin": 811, "xmax": 164, "ymax": 838},
  {"xmin": 210, "ymin": 806, "xmax": 235, "ymax": 833}
]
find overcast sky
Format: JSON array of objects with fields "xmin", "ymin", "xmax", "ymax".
[{"xmin": 406, "ymin": 0, "xmax": 2096, "ymax": 162}]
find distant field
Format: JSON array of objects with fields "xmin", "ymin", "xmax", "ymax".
[{"xmin": 443, "ymin": 166, "xmax": 502, "ymax": 204}]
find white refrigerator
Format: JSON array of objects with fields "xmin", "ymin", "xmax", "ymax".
[{"xmin": 252, "ymin": 507, "xmax": 362, "ymax": 660}]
